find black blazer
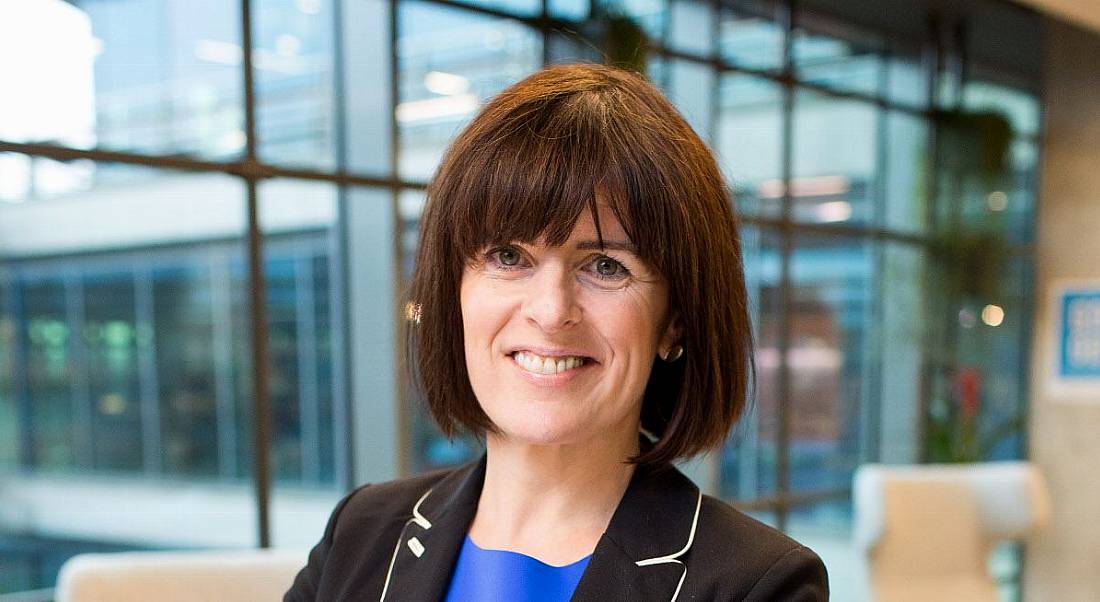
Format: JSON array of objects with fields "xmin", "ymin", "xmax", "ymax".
[{"xmin": 285, "ymin": 455, "xmax": 828, "ymax": 601}]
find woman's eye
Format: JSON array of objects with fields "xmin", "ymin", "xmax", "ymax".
[
  {"xmin": 591, "ymin": 255, "xmax": 628, "ymax": 279},
  {"xmin": 488, "ymin": 246, "xmax": 524, "ymax": 269}
]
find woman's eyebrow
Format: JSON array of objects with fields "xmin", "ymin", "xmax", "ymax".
[{"xmin": 575, "ymin": 240, "xmax": 637, "ymax": 253}]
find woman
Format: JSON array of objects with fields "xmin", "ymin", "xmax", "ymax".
[{"xmin": 286, "ymin": 63, "xmax": 828, "ymax": 601}]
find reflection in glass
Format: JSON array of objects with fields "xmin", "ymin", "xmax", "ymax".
[
  {"xmin": 84, "ymin": 271, "xmax": 143, "ymax": 471},
  {"xmin": 154, "ymin": 263, "xmax": 220, "ymax": 477},
  {"xmin": 792, "ymin": 90, "xmax": 877, "ymax": 224},
  {"xmin": 454, "ymin": 0, "xmax": 540, "ymax": 16},
  {"xmin": 884, "ymin": 110, "xmax": 928, "ymax": 233},
  {"xmin": 0, "ymin": 276, "xmax": 15, "ymax": 467},
  {"xmin": 721, "ymin": 226, "xmax": 780, "ymax": 500},
  {"xmin": 884, "ymin": 48, "xmax": 928, "ymax": 108},
  {"xmin": 22, "ymin": 278, "xmax": 78, "ymax": 469},
  {"xmin": 397, "ymin": 0, "xmax": 542, "ymax": 180},
  {"xmin": 788, "ymin": 234, "xmax": 872, "ymax": 493},
  {"xmin": 719, "ymin": 0, "xmax": 784, "ymax": 72},
  {"xmin": 254, "ymin": 0, "xmax": 337, "ymax": 169},
  {"xmin": 792, "ymin": 15, "xmax": 883, "ymax": 96},
  {"xmin": 716, "ymin": 74, "xmax": 784, "ymax": 218},
  {"xmin": 0, "ymin": 170, "xmax": 261, "ymax": 595},
  {"xmin": 0, "ymin": 0, "xmax": 243, "ymax": 161}
]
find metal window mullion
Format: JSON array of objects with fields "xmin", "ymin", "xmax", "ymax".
[
  {"xmin": 134, "ymin": 264, "xmax": 162, "ymax": 475},
  {"xmin": 774, "ymin": 0, "xmax": 796, "ymax": 533},
  {"xmin": 330, "ymin": 0, "xmax": 354, "ymax": 492},
  {"xmin": 241, "ymin": 0, "xmax": 274, "ymax": 549}
]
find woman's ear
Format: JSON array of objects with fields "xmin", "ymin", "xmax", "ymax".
[{"xmin": 659, "ymin": 310, "xmax": 683, "ymax": 356}]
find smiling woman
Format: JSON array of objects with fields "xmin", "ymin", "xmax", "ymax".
[{"xmin": 286, "ymin": 64, "xmax": 828, "ymax": 602}]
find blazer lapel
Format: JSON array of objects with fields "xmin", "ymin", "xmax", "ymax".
[
  {"xmin": 377, "ymin": 451, "xmax": 702, "ymax": 602},
  {"xmin": 380, "ymin": 456, "xmax": 485, "ymax": 601},
  {"xmin": 571, "ymin": 462, "xmax": 702, "ymax": 602}
]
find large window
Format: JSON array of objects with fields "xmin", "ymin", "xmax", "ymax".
[{"xmin": 0, "ymin": 0, "xmax": 1042, "ymax": 598}]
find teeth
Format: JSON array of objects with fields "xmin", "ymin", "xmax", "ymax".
[{"xmin": 513, "ymin": 351, "xmax": 586, "ymax": 375}]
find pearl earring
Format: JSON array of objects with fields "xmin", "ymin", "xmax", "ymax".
[{"xmin": 662, "ymin": 344, "xmax": 684, "ymax": 362}]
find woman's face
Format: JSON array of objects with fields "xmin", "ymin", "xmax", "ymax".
[{"xmin": 459, "ymin": 202, "xmax": 678, "ymax": 449}]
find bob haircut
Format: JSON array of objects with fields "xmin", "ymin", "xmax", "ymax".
[{"xmin": 407, "ymin": 63, "xmax": 752, "ymax": 467}]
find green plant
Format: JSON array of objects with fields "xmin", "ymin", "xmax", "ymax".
[
  {"xmin": 933, "ymin": 109, "xmax": 1014, "ymax": 186},
  {"xmin": 921, "ymin": 108, "xmax": 1022, "ymax": 463}
]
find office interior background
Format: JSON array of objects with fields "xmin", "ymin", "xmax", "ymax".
[{"xmin": 1, "ymin": 0, "xmax": 1099, "ymax": 600}]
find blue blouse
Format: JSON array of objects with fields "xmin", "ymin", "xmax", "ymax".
[{"xmin": 443, "ymin": 536, "xmax": 591, "ymax": 602}]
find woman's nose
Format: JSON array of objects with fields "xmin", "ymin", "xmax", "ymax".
[{"xmin": 522, "ymin": 266, "xmax": 581, "ymax": 333}]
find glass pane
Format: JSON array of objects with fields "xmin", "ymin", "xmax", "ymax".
[
  {"xmin": 260, "ymin": 180, "xmax": 345, "ymax": 549},
  {"xmin": 397, "ymin": 0, "xmax": 542, "ymax": 181},
  {"xmin": 884, "ymin": 110, "xmax": 929, "ymax": 233},
  {"xmin": 662, "ymin": 60, "xmax": 715, "ymax": 142},
  {"xmin": 464, "ymin": 0, "xmax": 541, "ymax": 16},
  {"xmin": 792, "ymin": 90, "xmax": 878, "ymax": 225},
  {"xmin": 716, "ymin": 74, "xmax": 784, "ymax": 218},
  {"xmin": 788, "ymin": 234, "xmax": 873, "ymax": 493},
  {"xmin": 718, "ymin": 0, "xmax": 785, "ymax": 73},
  {"xmin": 154, "ymin": 262, "xmax": 220, "ymax": 477},
  {"xmin": 0, "ymin": 166, "xmax": 257, "ymax": 596},
  {"xmin": 720, "ymin": 225, "xmax": 780, "ymax": 501},
  {"xmin": 793, "ymin": 12, "xmax": 883, "ymax": 97},
  {"xmin": 877, "ymin": 242, "xmax": 924, "ymax": 464},
  {"xmin": 0, "ymin": 1, "xmax": 243, "ymax": 160},
  {"xmin": 0, "ymin": 275, "xmax": 15, "ymax": 467},
  {"xmin": 22, "ymin": 278, "xmax": 78, "ymax": 469},
  {"xmin": 253, "ymin": 0, "xmax": 337, "ymax": 169},
  {"xmin": 550, "ymin": 0, "xmax": 590, "ymax": 21},
  {"xmin": 668, "ymin": 0, "xmax": 714, "ymax": 56},
  {"xmin": 84, "ymin": 271, "xmax": 143, "ymax": 471},
  {"xmin": 885, "ymin": 46, "xmax": 928, "ymax": 108},
  {"xmin": 258, "ymin": 179, "xmax": 342, "ymax": 488}
]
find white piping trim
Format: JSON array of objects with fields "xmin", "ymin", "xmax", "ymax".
[
  {"xmin": 633, "ymin": 490, "xmax": 702, "ymax": 602},
  {"xmin": 411, "ymin": 488, "xmax": 434, "ymax": 529},
  {"xmin": 379, "ymin": 517, "xmax": 414, "ymax": 601},
  {"xmin": 635, "ymin": 490, "xmax": 702, "ymax": 566},
  {"xmin": 379, "ymin": 488, "xmax": 434, "ymax": 601}
]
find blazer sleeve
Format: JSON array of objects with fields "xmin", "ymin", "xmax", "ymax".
[
  {"xmin": 284, "ymin": 485, "xmax": 365, "ymax": 602},
  {"xmin": 742, "ymin": 545, "xmax": 829, "ymax": 602}
]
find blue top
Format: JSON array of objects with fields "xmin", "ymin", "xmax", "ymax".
[{"xmin": 443, "ymin": 535, "xmax": 592, "ymax": 602}]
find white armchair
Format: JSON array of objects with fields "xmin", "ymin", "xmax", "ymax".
[
  {"xmin": 853, "ymin": 462, "xmax": 1051, "ymax": 602},
  {"xmin": 55, "ymin": 548, "xmax": 308, "ymax": 602}
]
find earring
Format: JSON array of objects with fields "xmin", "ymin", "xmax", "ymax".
[{"xmin": 662, "ymin": 344, "xmax": 684, "ymax": 362}]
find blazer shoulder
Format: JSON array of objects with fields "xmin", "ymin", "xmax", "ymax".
[
  {"xmin": 336, "ymin": 467, "xmax": 454, "ymax": 528},
  {"xmin": 689, "ymin": 495, "xmax": 829, "ymax": 601},
  {"xmin": 284, "ymin": 467, "xmax": 461, "ymax": 601}
]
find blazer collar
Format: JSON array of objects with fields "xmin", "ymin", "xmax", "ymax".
[{"xmin": 381, "ymin": 448, "xmax": 702, "ymax": 602}]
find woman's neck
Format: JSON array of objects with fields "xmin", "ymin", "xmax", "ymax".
[{"xmin": 466, "ymin": 428, "xmax": 640, "ymax": 566}]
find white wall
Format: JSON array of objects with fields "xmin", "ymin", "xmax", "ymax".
[{"xmin": 1025, "ymin": 17, "xmax": 1100, "ymax": 602}]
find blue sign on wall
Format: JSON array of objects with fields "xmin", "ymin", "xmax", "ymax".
[{"xmin": 1059, "ymin": 290, "xmax": 1100, "ymax": 378}]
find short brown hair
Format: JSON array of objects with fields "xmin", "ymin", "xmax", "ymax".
[{"xmin": 407, "ymin": 63, "xmax": 752, "ymax": 466}]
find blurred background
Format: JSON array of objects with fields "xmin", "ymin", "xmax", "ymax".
[{"xmin": 1, "ymin": 0, "xmax": 1098, "ymax": 600}]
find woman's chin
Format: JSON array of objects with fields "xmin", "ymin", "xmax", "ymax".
[{"xmin": 488, "ymin": 413, "xmax": 596, "ymax": 448}]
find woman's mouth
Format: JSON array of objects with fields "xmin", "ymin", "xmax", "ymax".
[{"xmin": 511, "ymin": 351, "xmax": 590, "ymax": 375}]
